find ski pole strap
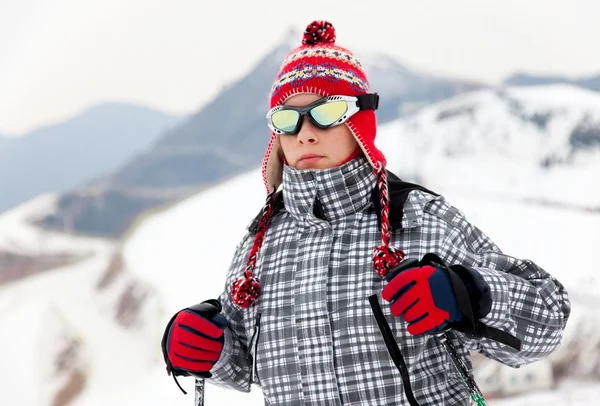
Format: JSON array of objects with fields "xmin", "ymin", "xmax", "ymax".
[
  {"xmin": 194, "ymin": 378, "xmax": 205, "ymax": 406},
  {"xmin": 420, "ymin": 253, "xmax": 522, "ymax": 351},
  {"xmin": 438, "ymin": 334, "xmax": 488, "ymax": 406},
  {"xmin": 446, "ymin": 268, "xmax": 522, "ymax": 351},
  {"xmin": 369, "ymin": 295, "xmax": 421, "ymax": 406}
]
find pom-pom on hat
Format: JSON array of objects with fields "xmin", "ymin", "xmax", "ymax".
[{"xmin": 231, "ymin": 21, "xmax": 404, "ymax": 308}]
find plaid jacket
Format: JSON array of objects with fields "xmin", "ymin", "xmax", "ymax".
[{"xmin": 208, "ymin": 157, "xmax": 570, "ymax": 405}]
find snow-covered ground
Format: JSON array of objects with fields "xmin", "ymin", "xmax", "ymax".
[
  {"xmin": 0, "ymin": 194, "xmax": 162, "ymax": 406},
  {"xmin": 0, "ymin": 242, "xmax": 113, "ymax": 405},
  {"xmin": 491, "ymin": 380, "xmax": 600, "ymax": 405}
]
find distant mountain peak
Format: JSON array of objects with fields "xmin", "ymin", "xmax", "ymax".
[
  {"xmin": 0, "ymin": 103, "xmax": 182, "ymax": 214},
  {"xmin": 358, "ymin": 51, "xmax": 417, "ymax": 77},
  {"xmin": 503, "ymin": 71, "xmax": 600, "ymax": 94},
  {"xmin": 66, "ymin": 101, "xmax": 182, "ymax": 124},
  {"xmin": 282, "ymin": 25, "xmax": 301, "ymax": 48},
  {"xmin": 503, "ymin": 72, "xmax": 569, "ymax": 85}
]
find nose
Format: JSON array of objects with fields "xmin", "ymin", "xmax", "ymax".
[{"xmin": 296, "ymin": 117, "xmax": 319, "ymax": 145}]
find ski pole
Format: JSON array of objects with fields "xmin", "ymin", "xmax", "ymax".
[{"xmin": 194, "ymin": 378, "xmax": 205, "ymax": 406}]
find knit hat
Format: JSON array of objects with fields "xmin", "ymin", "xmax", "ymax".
[
  {"xmin": 231, "ymin": 20, "xmax": 405, "ymax": 308},
  {"xmin": 262, "ymin": 20, "xmax": 387, "ymax": 194}
]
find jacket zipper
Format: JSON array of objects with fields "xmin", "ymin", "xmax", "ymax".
[{"xmin": 247, "ymin": 312, "xmax": 262, "ymax": 384}]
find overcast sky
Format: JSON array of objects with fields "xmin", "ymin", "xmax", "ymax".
[{"xmin": 1, "ymin": 0, "xmax": 599, "ymax": 135}]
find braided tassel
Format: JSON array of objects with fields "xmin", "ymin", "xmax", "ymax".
[
  {"xmin": 372, "ymin": 164, "xmax": 405, "ymax": 278},
  {"xmin": 231, "ymin": 190, "xmax": 277, "ymax": 308}
]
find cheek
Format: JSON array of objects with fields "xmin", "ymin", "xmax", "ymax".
[
  {"xmin": 329, "ymin": 127, "xmax": 358, "ymax": 157},
  {"xmin": 278, "ymin": 136, "xmax": 292, "ymax": 153},
  {"xmin": 278, "ymin": 136, "xmax": 297, "ymax": 160}
]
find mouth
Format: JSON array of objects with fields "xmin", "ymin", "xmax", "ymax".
[{"xmin": 299, "ymin": 153, "xmax": 324, "ymax": 162}]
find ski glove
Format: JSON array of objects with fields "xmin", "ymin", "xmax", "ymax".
[
  {"xmin": 382, "ymin": 254, "xmax": 491, "ymax": 336},
  {"xmin": 382, "ymin": 262, "xmax": 461, "ymax": 335},
  {"xmin": 161, "ymin": 299, "xmax": 229, "ymax": 381}
]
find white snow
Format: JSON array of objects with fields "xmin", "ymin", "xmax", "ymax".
[
  {"xmin": 0, "ymin": 300, "xmax": 51, "ymax": 405},
  {"xmin": 122, "ymin": 169, "xmax": 265, "ymax": 316},
  {"xmin": 0, "ymin": 193, "xmax": 163, "ymax": 406},
  {"xmin": 490, "ymin": 380, "xmax": 600, "ymax": 405},
  {"xmin": 0, "ymin": 193, "xmax": 106, "ymax": 255},
  {"xmin": 509, "ymin": 84, "xmax": 600, "ymax": 109},
  {"xmin": 376, "ymin": 84, "xmax": 600, "ymax": 209},
  {"xmin": 0, "ymin": 239, "xmax": 166, "ymax": 405}
]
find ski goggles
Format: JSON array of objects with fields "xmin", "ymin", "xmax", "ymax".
[{"xmin": 266, "ymin": 93, "xmax": 379, "ymax": 135}]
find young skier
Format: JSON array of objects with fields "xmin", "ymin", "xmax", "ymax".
[{"xmin": 161, "ymin": 20, "xmax": 571, "ymax": 405}]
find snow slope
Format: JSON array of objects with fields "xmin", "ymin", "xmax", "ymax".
[
  {"xmin": 376, "ymin": 84, "xmax": 600, "ymax": 209},
  {"xmin": 0, "ymin": 193, "xmax": 103, "ymax": 255},
  {"xmin": 0, "ymin": 195, "xmax": 162, "ymax": 406}
]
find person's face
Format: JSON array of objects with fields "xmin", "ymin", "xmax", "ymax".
[{"xmin": 278, "ymin": 94, "xmax": 359, "ymax": 170}]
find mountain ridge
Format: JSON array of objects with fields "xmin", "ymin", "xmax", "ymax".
[{"xmin": 0, "ymin": 102, "xmax": 181, "ymax": 213}]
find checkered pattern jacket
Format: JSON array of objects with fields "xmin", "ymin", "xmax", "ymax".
[{"xmin": 208, "ymin": 157, "xmax": 570, "ymax": 405}]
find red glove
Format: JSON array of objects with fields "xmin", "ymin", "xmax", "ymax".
[
  {"xmin": 161, "ymin": 300, "xmax": 229, "ymax": 380},
  {"xmin": 382, "ymin": 258, "xmax": 463, "ymax": 336}
]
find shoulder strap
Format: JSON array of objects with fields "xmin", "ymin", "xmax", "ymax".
[{"xmin": 376, "ymin": 171, "xmax": 439, "ymax": 230}]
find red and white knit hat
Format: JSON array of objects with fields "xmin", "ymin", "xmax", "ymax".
[
  {"xmin": 231, "ymin": 21, "xmax": 405, "ymax": 308},
  {"xmin": 262, "ymin": 20, "xmax": 387, "ymax": 194}
]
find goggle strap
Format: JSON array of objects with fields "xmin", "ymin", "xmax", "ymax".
[{"xmin": 357, "ymin": 93, "xmax": 379, "ymax": 111}]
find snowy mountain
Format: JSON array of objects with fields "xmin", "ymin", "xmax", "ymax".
[
  {"xmin": 0, "ymin": 195, "xmax": 163, "ymax": 406},
  {"xmin": 362, "ymin": 52, "xmax": 481, "ymax": 118},
  {"xmin": 504, "ymin": 72, "xmax": 600, "ymax": 93},
  {"xmin": 2, "ymin": 83, "xmax": 600, "ymax": 405},
  {"xmin": 377, "ymin": 84, "xmax": 600, "ymax": 210},
  {"xmin": 0, "ymin": 194, "xmax": 98, "ymax": 284},
  {"xmin": 0, "ymin": 103, "xmax": 181, "ymax": 213}
]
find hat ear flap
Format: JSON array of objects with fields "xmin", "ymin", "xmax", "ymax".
[
  {"xmin": 345, "ymin": 109, "xmax": 386, "ymax": 168},
  {"xmin": 262, "ymin": 134, "xmax": 284, "ymax": 193}
]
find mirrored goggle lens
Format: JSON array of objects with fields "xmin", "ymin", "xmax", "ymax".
[
  {"xmin": 271, "ymin": 110, "xmax": 300, "ymax": 133},
  {"xmin": 310, "ymin": 101, "xmax": 348, "ymax": 126}
]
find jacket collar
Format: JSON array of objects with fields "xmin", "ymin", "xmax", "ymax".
[
  {"xmin": 281, "ymin": 156, "xmax": 376, "ymax": 224},
  {"xmin": 248, "ymin": 164, "xmax": 439, "ymax": 233}
]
